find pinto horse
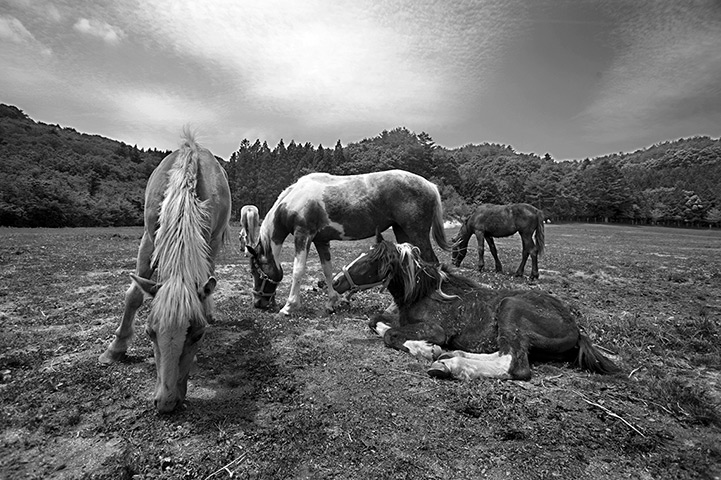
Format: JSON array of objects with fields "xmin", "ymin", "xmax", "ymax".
[
  {"xmin": 248, "ymin": 169, "xmax": 450, "ymax": 316},
  {"xmin": 332, "ymin": 233, "xmax": 619, "ymax": 381},
  {"xmin": 238, "ymin": 204, "xmax": 260, "ymax": 257},
  {"xmin": 99, "ymin": 130, "xmax": 231, "ymax": 413},
  {"xmin": 452, "ymin": 203, "xmax": 545, "ymax": 279}
]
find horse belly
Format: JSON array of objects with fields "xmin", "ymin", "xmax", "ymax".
[{"xmin": 323, "ymin": 203, "xmax": 393, "ymax": 240}]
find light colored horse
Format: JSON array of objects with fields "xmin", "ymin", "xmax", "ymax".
[
  {"xmin": 238, "ymin": 204, "xmax": 260, "ymax": 257},
  {"xmin": 248, "ymin": 169, "xmax": 450, "ymax": 316},
  {"xmin": 98, "ymin": 130, "xmax": 231, "ymax": 413}
]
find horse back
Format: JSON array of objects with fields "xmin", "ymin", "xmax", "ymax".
[
  {"xmin": 469, "ymin": 203, "xmax": 541, "ymax": 237},
  {"xmin": 144, "ymin": 145, "xmax": 231, "ymax": 244},
  {"xmin": 270, "ymin": 170, "xmax": 442, "ymax": 242}
]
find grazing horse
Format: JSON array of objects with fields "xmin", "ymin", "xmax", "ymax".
[
  {"xmin": 248, "ymin": 169, "xmax": 450, "ymax": 316},
  {"xmin": 452, "ymin": 203, "xmax": 545, "ymax": 279},
  {"xmin": 238, "ymin": 204, "xmax": 260, "ymax": 257},
  {"xmin": 98, "ymin": 130, "xmax": 231, "ymax": 413},
  {"xmin": 332, "ymin": 233, "xmax": 619, "ymax": 381}
]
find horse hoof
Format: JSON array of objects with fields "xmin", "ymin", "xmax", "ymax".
[
  {"xmin": 436, "ymin": 351, "xmax": 458, "ymax": 361},
  {"xmin": 428, "ymin": 361, "xmax": 452, "ymax": 379},
  {"xmin": 431, "ymin": 345, "xmax": 444, "ymax": 360},
  {"xmin": 98, "ymin": 350, "xmax": 126, "ymax": 364}
]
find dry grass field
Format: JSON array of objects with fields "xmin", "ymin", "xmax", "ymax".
[{"xmin": 1, "ymin": 223, "xmax": 720, "ymax": 479}]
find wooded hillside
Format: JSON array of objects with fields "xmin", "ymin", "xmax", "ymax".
[{"xmin": 1, "ymin": 104, "xmax": 719, "ymax": 227}]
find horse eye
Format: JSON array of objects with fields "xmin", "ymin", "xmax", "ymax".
[
  {"xmin": 145, "ymin": 328, "xmax": 157, "ymax": 341},
  {"xmin": 187, "ymin": 327, "xmax": 205, "ymax": 344}
]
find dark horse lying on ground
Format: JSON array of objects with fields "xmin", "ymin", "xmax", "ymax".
[
  {"xmin": 452, "ymin": 203, "xmax": 545, "ymax": 279},
  {"xmin": 332, "ymin": 233, "xmax": 619, "ymax": 381}
]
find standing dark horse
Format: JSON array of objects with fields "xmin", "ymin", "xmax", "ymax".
[
  {"xmin": 238, "ymin": 204, "xmax": 260, "ymax": 257},
  {"xmin": 99, "ymin": 130, "xmax": 231, "ymax": 413},
  {"xmin": 248, "ymin": 170, "xmax": 450, "ymax": 316},
  {"xmin": 332, "ymin": 233, "xmax": 619, "ymax": 381},
  {"xmin": 452, "ymin": 203, "xmax": 545, "ymax": 279}
]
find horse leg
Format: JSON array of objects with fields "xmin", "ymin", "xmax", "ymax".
[
  {"xmin": 429, "ymin": 297, "xmax": 534, "ymax": 380},
  {"xmin": 486, "ymin": 235, "xmax": 502, "ymax": 273},
  {"xmin": 99, "ymin": 231, "xmax": 154, "ymax": 364},
  {"xmin": 379, "ymin": 323, "xmax": 446, "ymax": 361},
  {"xmin": 428, "ymin": 351, "xmax": 513, "ymax": 380},
  {"xmin": 394, "ymin": 224, "xmax": 437, "ymax": 263},
  {"xmin": 314, "ymin": 239, "xmax": 340, "ymax": 314},
  {"xmin": 280, "ymin": 234, "xmax": 313, "ymax": 316},
  {"xmin": 530, "ymin": 235, "xmax": 540, "ymax": 280},
  {"xmin": 476, "ymin": 232, "xmax": 486, "ymax": 272},
  {"xmin": 515, "ymin": 233, "xmax": 536, "ymax": 278},
  {"xmin": 238, "ymin": 228, "xmax": 248, "ymax": 257}
]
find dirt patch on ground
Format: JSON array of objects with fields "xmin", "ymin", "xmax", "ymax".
[{"xmin": 1, "ymin": 224, "xmax": 720, "ymax": 479}]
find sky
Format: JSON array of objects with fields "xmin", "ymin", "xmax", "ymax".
[{"xmin": 1, "ymin": 0, "xmax": 720, "ymax": 161}]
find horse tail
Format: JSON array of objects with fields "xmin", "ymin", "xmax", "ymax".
[
  {"xmin": 248, "ymin": 207, "xmax": 260, "ymax": 247},
  {"xmin": 430, "ymin": 184, "xmax": 451, "ymax": 252},
  {"xmin": 575, "ymin": 334, "xmax": 621, "ymax": 375},
  {"xmin": 535, "ymin": 209, "xmax": 545, "ymax": 257}
]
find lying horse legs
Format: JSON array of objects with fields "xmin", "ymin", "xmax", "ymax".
[
  {"xmin": 369, "ymin": 317, "xmax": 444, "ymax": 361},
  {"xmin": 99, "ymin": 231, "xmax": 154, "ymax": 363},
  {"xmin": 430, "ymin": 295, "xmax": 579, "ymax": 380}
]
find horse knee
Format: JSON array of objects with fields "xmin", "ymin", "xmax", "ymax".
[{"xmin": 383, "ymin": 330, "xmax": 406, "ymax": 350}]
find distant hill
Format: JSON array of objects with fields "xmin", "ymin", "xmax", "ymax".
[
  {"xmin": 0, "ymin": 104, "xmax": 170, "ymax": 227},
  {"xmin": 1, "ymin": 104, "xmax": 720, "ymax": 227}
]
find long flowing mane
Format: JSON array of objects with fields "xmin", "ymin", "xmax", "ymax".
[
  {"xmin": 151, "ymin": 130, "xmax": 212, "ymax": 331},
  {"xmin": 374, "ymin": 241, "xmax": 477, "ymax": 306}
]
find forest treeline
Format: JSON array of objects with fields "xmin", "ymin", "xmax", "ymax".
[{"xmin": 1, "ymin": 103, "xmax": 720, "ymax": 228}]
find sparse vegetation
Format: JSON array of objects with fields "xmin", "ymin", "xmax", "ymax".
[{"xmin": 1, "ymin": 223, "xmax": 719, "ymax": 479}]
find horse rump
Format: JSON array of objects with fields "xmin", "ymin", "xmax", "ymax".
[{"xmin": 575, "ymin": 334, "xmax": 620, "ymax": 375}]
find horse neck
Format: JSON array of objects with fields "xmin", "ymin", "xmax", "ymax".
[
  {"xmin": 387, "ymin": 260, "xmax": 444, "ymax": 307},
  {"xmin": 258, "ymin": 224, "xmax": 284, "ymax": 269},
  {"xmin": 454, "ymin": 225, "xmax": 472, "ymax": 248}
]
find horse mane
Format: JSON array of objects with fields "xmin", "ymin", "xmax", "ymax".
[
  {"xmin": 451, "ymin": 217, "xmax": 470, "ymax": 248},
  {"xmin": 151, "ymin": 129, "xmax": 212, "ymax": 331},
  {"xmin": 377, "ymin": 241, "xmax": 476, "ymax": 306}
]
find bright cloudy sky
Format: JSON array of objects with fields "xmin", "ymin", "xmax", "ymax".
[{"xmin": 1, "ymin": 0, "xmax": 720, "ymax": 160}]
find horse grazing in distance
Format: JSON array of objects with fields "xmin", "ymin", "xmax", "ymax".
[
  {"xmin": 248, "ymin": 169, "xmax": 451, "ymax": 316},
  {"xmin": 452, "ymin": 203, "xmax": 545, "ymax": 279},
  {"xmin": 238, "ymin": 205, "xmax": 260, "ymax": 257},
  {"xmin": 99, "ymin": 130, "xmax": 231, "ymax": 413},
  {"xmin": 332, "ymin": 233, "xmax": 620, "ymax": 381}
]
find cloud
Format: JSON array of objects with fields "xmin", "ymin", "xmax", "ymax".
[
  {"xmin": 0, "ymin": 14, "xmax": 52, "ymax": 55},
  {"xmin": 0, "ymin": 14, "xmax": 35, "ymax": 43},
  {"xmin": 575, "ymin": 1, "xmax": 721, "ymax": 143},
  {"xmin": 73, "ymin": 17, "xmax": 125, "ymax": 44}
]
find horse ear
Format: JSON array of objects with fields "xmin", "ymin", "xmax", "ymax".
[
  {"xmin": 199, "ymin": 276, "xmax": 217, "ymax": 299},
  {"xmin": 130, "ymin": 274, "xmax": 161, "ymax": 297},
  {"xmin": 246, "ymin": 245, "xmax": 258, "ymax": 257}
]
